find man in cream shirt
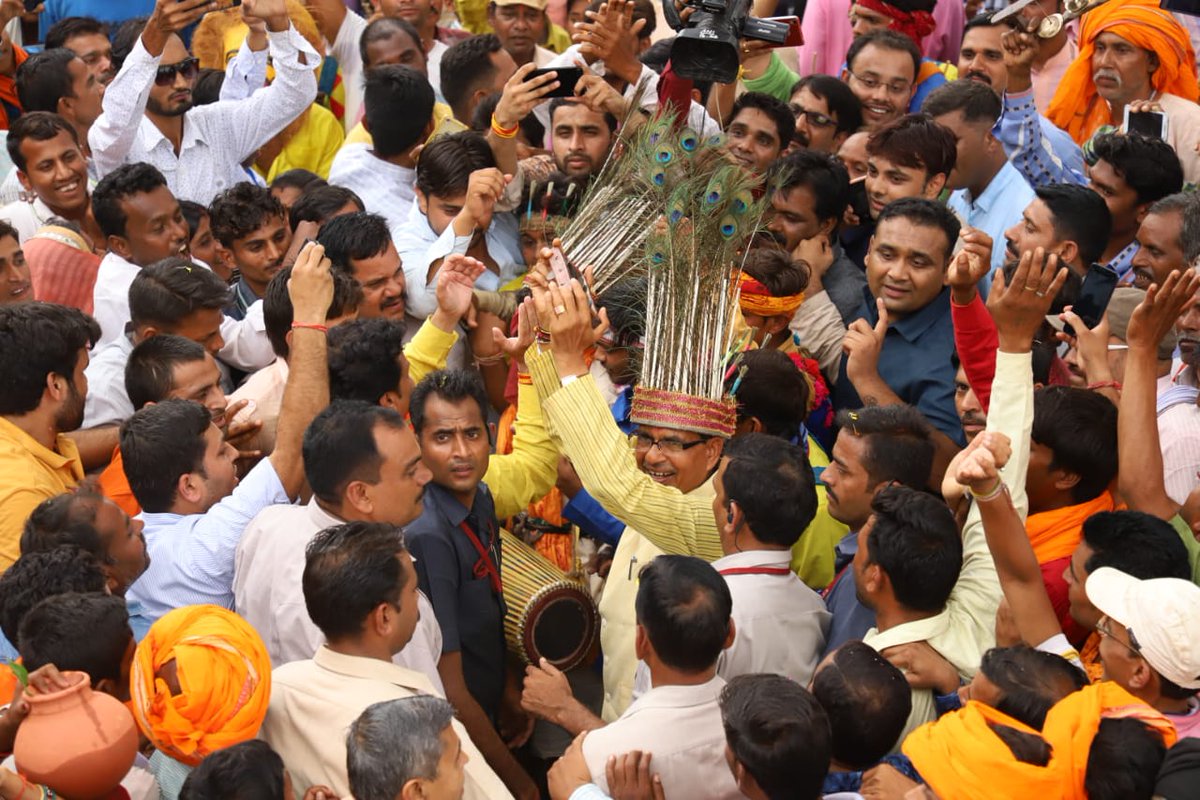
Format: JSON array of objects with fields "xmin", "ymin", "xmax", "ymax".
[{"xmin": 260, "ymin": 520, "xmax": 512, "ymax": 800}]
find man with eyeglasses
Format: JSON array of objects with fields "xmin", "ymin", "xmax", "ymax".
[
  {"xmin": 842, "ymin": 13, "xmax": 956, "ymax": 118},
  {"xmin": 787, "ymin": 75, "xmax": 862, "ymax": 155},
  {"xmin": 89, "ymin": 0, "xmax": 319, "ymax": 204},
  {"xmin": 841, "ymin": 30, "xmax": 920, "ymax": 132}
]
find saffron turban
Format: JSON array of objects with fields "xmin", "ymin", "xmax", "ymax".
[
  {"xmin": 130, "ymin": 605, "xmax": 272, "ymax": 767},
  {"xmin": 1047, "ymin": 0, "xmax": 1199, "ymax": 144},
  {"xmin": 738, "ymin": 273, "xmax": 805, "ymax": 318}
]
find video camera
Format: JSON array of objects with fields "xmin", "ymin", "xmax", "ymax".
[{"xmin": 662, "ymin": 0, "xmax": 794, "ymax": 84}]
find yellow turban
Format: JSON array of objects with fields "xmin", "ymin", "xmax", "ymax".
[
  {"xmin": 130, "ymin": 605, "xmax": 271, "ymax": 767},
  {"xmin": 1046, "ymin": 0, "xmax": 1199, "ymax": 144}
]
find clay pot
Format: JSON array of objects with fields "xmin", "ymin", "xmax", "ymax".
[{"xmin": 13, "ymin": 670, "xmax": 138, "ymax": 800}]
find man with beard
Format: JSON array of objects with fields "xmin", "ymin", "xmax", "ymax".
[
  {"xmin": 1002, "ymin": 184, "xmax": 1111, "ymax": 280},
  {"xmin": 548, "ymin": 97, "xmax": 614, "ymax": 179},
  {"xmin": 89, "ymin": 0, "xmax": 319, "ymax": 204},
  {"xmin": 0, "ymin": 301, "xmax": 98, "ymax": 568},
  {"xmin": 953, "ymin": 355, "xmax": 986, "ymax": 442},
  {"xmin": 209, "ymin": 183, "xmax": 293, "ymax": 320},
  {"xmin": 788, "ymin": 75, "xmax": 862, "ymax": 155}
]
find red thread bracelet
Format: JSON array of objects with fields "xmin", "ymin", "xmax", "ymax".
[{"xmin": 291, "ymin": 322, "xmax": 329, "ymax": 333}]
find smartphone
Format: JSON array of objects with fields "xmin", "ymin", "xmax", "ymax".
[
  {"xmin": 529, "ymin": 67, "xmax": 584, "ymax": 98},
  {"xmin": 847, "ymin": 178, "xmax": 871, "ymax": 223},
  {"xmin": 1063, "ymin": 263, "xmax": 1119, "ymax": 336},
  {"xmin": 1124, "ymin": 107, "xmax": 1169, "ymax": 140},
  {"xmin": 766, "ymin": 16, "xmax": 804, "ymax": 47},
  {"xmin": 426, "ymin": 115, "xmax": 468, "ymax": 145},
  {"xmin": 549, "ymin": 246, "xmax": 573, "ymax": 286}
]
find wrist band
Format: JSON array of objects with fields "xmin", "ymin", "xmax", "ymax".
[
  {"xmin": 291, "ymin": 321, "xmax": 328, "ymax": 333},
  {"xmin": 1087, "ymin": 380, "xmax": 1122, "ymax": 391},
  {"xmin": 968, "ymin": 480, "xmax": 1007, "ymax": 504},
  {"xmin": 491, "ymin": 114, "xmax": 519, "ymax": 139},
  {"xmin": 517, "ymin": 372, "xmax": 532, "ymax": 385},
  {"xmin": 474, "ymin": 352, "xmax": 506, "ymax": 366}
]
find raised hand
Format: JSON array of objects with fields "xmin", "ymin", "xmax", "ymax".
[
  {"xmin": 574, "ymin": 63, "xmax": 630, "ymax": 118},
  {"xmin": 491, "ymin": 297, "xmax": 538, "ymax": 369},
  {"xmin": 986, "ymin": 247, "xmax": 1067, "ymax": 353},
  {"xmin": 287, "ymin": 240, "xmax": 334, "ymax": 326},
  {"xmin": 843, "ymin": 298, "xmax": 888, "ymax": 385},
  {"xmin": 494, "ymin": 63, "xmax": 561, "ymax": 131},
  {"xmin": 143, "ymin": 0, "xmax": 216, "ymax": 53},
  {"xmin": 454, "ymin": 168, "xmax": 509, "ymax": 238},
  {"xmin": 435, "ymin": 253, "xmax": 487, "ymax": 326},
  {"xmin": 1000, "ymin": 25, "xmax": 1039, "ymax": 93},
  {"xmin": 241, "ymin": 0, "xmax": 292, "ymax": 30},
  {"xmin": 1127, "ymin": 268, "xmax": 1200, "ymax": 353},
  {"xmin": 948, "ymin": 227, "xmax": 993, "ymax": 304},
  {"xmin": 953, "ymin": 430, "xmax": 1011, "ymax": 492}
]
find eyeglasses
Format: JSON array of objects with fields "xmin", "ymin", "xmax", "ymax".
[
  {"xmin": 1095, "ymin": 615, "xmax": 1142, "ymax": 657},
  {"xmin": 790, "ymin": 105, "xmax": 836, "ymax": 128},
  {"xmin": 634, "ymin": 432, "xmax": 710, "ymax": 454},
  {"xmin": 155, "ymin": 57, "xmax": 200, "ymax": 87},
  {"xmin": 846, "ymin": 69, "xmax": 912, "ymax": 97}
]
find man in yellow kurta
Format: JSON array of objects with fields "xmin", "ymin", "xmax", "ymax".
[{"xmin": 0, "ymin": 303, "xmax": 97, "ymax": 569}]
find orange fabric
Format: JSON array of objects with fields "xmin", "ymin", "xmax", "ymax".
[
  {"xmin": 1080, "ymin": 632, "xmax": 1105, "ymax": 683},
  {"xmin": 902, "ymin": 701, "xmax": 1064, "ymax": 799},
  {"xmin": 1041, "ymin": 681, "xmax": 1178, "ymax": 800},
  {"xmin": 1024, "ymin": 492, "xmax": 1115, "ymax": 564},
  {"xmin": 737, "ymin": 273, "xmax": 804, "ymax": 318},
  {"xmin": 0, "ymin": 45, "xmax": 27, "ymax": 130},
  {"xmin": 130, "ymin": 605, "xmax": 271, "ymax": 767},
  {"xmin": 1046, "ymin": 0, "xmax": 1199, "ymax": 144},
  {"xmin": 97, "ymin": 447, "xmax": 140, "ymax": 517}
]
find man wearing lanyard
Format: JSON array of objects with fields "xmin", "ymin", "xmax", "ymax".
[
  {"xmin": 404, "ymin": 367, "xmax": 546, "ymax": 800},
  {"xmin": 709, "ymin": 433, "xmax": 831, "ymax": 688}
]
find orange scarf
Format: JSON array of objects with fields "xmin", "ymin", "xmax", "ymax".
[
  {"xmin": 1041, "ymin": 682, "xmax": 1178, "ymax": 800},
  {"xmin": 0, "ymin": 44, "xmax": 27, "ymax": 130},
  {"xmin": 1025, "ymin": 492, "xmax": 1114, "ymax": 564},
  {"xmin": 1046, "ymin": 0, "xmax": 1199, "ymax": 144},
  {"xmin": 130, "ymin": 605, "xmax": 271, "ymax": 767},
  {"xmin": 737, "ymin": 273, "xmax": 804, "ymax": 318},
  {"xmin": 903, "ymin": 702, "xmax": 1064, "ymax": 799}
]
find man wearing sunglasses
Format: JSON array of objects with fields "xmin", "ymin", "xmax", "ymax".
[{"xmin": 89, "ymin": 0, "xmax": 318, "ymax": 205}]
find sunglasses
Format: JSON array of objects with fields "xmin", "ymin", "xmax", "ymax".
[{"xmin": 155, "ymin": 57, "xmax": 200, "ymax": 87}]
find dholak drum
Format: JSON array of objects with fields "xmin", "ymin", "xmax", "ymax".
[{"xmin": 500, "ymin": 529, "xmax": 599, "ymax": 670}]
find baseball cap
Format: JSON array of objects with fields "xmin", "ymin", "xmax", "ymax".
[
  {"xmin": 1086, "ymin": 567, "xmax": 1200, "ymax": 690},
  {"xmin": 493, "ymin": 0, "xmax": 548, "ymax": 8},
  {"xmin": 1106, "ymin": 287, "xmax": 1178, "ymax": 361}
]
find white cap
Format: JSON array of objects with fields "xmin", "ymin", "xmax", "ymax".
[{"xmin": 1086, "ymin": 567, "xmax": 1200, "ymax": 691}]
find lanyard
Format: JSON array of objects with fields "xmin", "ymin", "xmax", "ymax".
[
  {"xmin": 718, "ymin": 566, "xmax": 792, "ymax": 577},
  {"xmin": 458, "ymin": 519, "xmax": 502, "ymax": 596}
]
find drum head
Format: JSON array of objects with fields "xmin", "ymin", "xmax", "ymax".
[{"xmin": 521, "ymin": 584, "xmax": 600, "ymax": 671}]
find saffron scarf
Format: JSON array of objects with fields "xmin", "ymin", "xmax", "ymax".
[
  {"xmin": 1025, "ymin": 491, "xmax": 1115, "ymax": 564},
  {"xmin": 0, "ymin": 44, "xmax": 27, "ymax": 130},
  {"xmin": 1046, "ymin": 0, "xmax": 1199, "ymax": 144},
  {"xmin": 130, "ymin": 605, "xmax": 271, "ymax": 767}
]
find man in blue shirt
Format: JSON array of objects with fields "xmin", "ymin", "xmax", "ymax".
[
  {"xmin": 834, "ymin": 198, "xmax": 965, "ymax": 453},
  {"xmin": 924, "ymin": 80, "xmax": 1035, "ymax": 294},
  {"xmin": 39, "ymin": 0, "xmax": 155, "ymax": 45}
]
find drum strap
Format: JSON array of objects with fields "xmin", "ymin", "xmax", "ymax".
[
  {"xmin": 459, "ymin": 520, "xmax": 503, "ymax": 596},
  {"xmin": 718, "ymin": 566, "xmax": 792, "ymax": 577}
]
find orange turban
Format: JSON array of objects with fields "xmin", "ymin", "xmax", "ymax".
[
  {"xmin": 130, "ymin": 605, "xmax": 272, "ymax": 767},
  {"xmin": 1040, "ymin": 681, "xmax": 1178, "ymax": 800},
  {"xmin": 738, "ymin": 273, "xmax": 805, "ymax": 318},
  {"xmin": 1046, "ymin": 0, "xmax": 1199, "ymax": 144},
  {"xmin": 902, "ymin": 701, "xmax": 1065, "ymax": 799}
]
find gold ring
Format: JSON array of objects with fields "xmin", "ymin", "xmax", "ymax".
[
  {"xmin": 1024, "ymin": 284, "xmax": 1039, "ymax": 292},
  {"xmin": 554, "ymin": 304, "xmax": 567, "ymax": 315}
]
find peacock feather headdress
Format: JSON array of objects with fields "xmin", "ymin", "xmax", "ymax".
[{"xmin": 561, "ymin": 101, "xmax": 771, "ymax": 438}]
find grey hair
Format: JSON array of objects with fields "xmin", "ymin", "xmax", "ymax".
[
  {"xmin": 346, "ymin": 696, "xmax": 457, "ymax": 800},
  {"xmin": 1148, "ymin": 191, "xmax": 1200, "ymax": 263}
]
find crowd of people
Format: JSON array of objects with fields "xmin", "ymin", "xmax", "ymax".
[{"xmin": 1, "ymin": 0, "xmax": 1200, "ymax": 796}]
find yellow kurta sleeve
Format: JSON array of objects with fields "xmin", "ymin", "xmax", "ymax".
[
  {"xmin": 528, "ymin": 348, "xmax": 723, "ymax": 561},
  {"xmin": 403, "ymin": 319, "xmax": 459, "ymax": 385},
  {"xmin": 484, "ymin": 375, "xmax": 559, "ymax": 520},
  {"xmin": 789, "ymin": 436, "xmax": 848, "ymax": 589}
]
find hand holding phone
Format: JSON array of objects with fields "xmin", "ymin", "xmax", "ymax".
[
  {"xmin": 1062, "ymin": 263, "xmax": 1119, "ymax": 337},
  {"xmin": 1124, "ymin": 106, "xmax": 1169, "ymax": 140},
  {"xmin": 527, "ymin": 67, "xmax": 584, "ymax": 98}
]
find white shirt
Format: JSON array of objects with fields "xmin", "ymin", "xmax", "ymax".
[
  {"xmin": 713, "ymin": 549, "xmax": 830, "ymax": 687},
  {"xmin": 328, "ymin": 142, "xmax": 416, "ymax": 229},
  {"xmin": 83, "ymin": 334, "xmax": 135, "ymax": 428},
  {"xmin": 126, "ymin": 457, "xmax": 291, "ymax": 630},
  {"xmin": 582, "ymin": 675, "xmax": 740, "ymax": 799},
  {"xmin": 0, "ymin": 196, "xmax": 54, "ymax": 243},
  {"xmin": 393, "ymin": 198, "xmax": 524, "ymax": 319},
  {"xmin": 262, "ymin": 646, "xmax": 513, "ymax": 800},
  {"xmin": 89, "ymin": 26, "xmax": 318, "ymax": 204},
  {"xmin": 428, "ymin": 39, "xmax": 448, "ymax": 104},
  {"xmin": 329, "ymin": 10, "xmax": 366, "ymax": 133},
  {"xmin": 234, "ymin": 499, "xmax": 446, "ymax": 694},
  {"xmin": 91, "ymin": 250, "xmax": 141, "ymax": 350}
]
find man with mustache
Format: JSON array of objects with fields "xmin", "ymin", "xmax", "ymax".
[
  {"xmin": 841, "ymin": 30, "xmax": 919, "ymax": 132},
  {"xmin": 89, "ymin": 0, "xmax": 319, "ymax": 204},
  {"xmin": 953, "ymin": 355, "xmax": 986, "ymax": 442},
  {"xmin": 788, "ymin": 74, "xmax": 862, "ymax": 155},
  {"xmin": 209, "ymin": 183, "xmax": 293, "ymax": 321}
]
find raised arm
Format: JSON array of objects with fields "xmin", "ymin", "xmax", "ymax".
[
  {"xmin": 489, "ymin": 63, "xmax": 559, "ymax": 177},
  {"xmin": 269, "ymin": 242, "xmax": 333, "ymax": 499},
  {"xmin": 404, "ymin": 254, "xmax": 487, "ymax": 385},
  {"xmin": 89, "ymin": 0, "xmax": 213, "ymax": 176},
  {"xmin": 1118, "ymin": 270, "xmax": 1200, "ymax": 518},
  {"xmin": 218, "ymin": 14, "xmax": 270, "ymax": 102},
  {"xmin": 948, "ymin": 231, "xmax": 999, "ymax": 411}
]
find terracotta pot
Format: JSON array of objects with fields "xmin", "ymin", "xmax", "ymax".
[{"xmin": 13, "ymin": 670, "xmax": 138, "ymax": 800}]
